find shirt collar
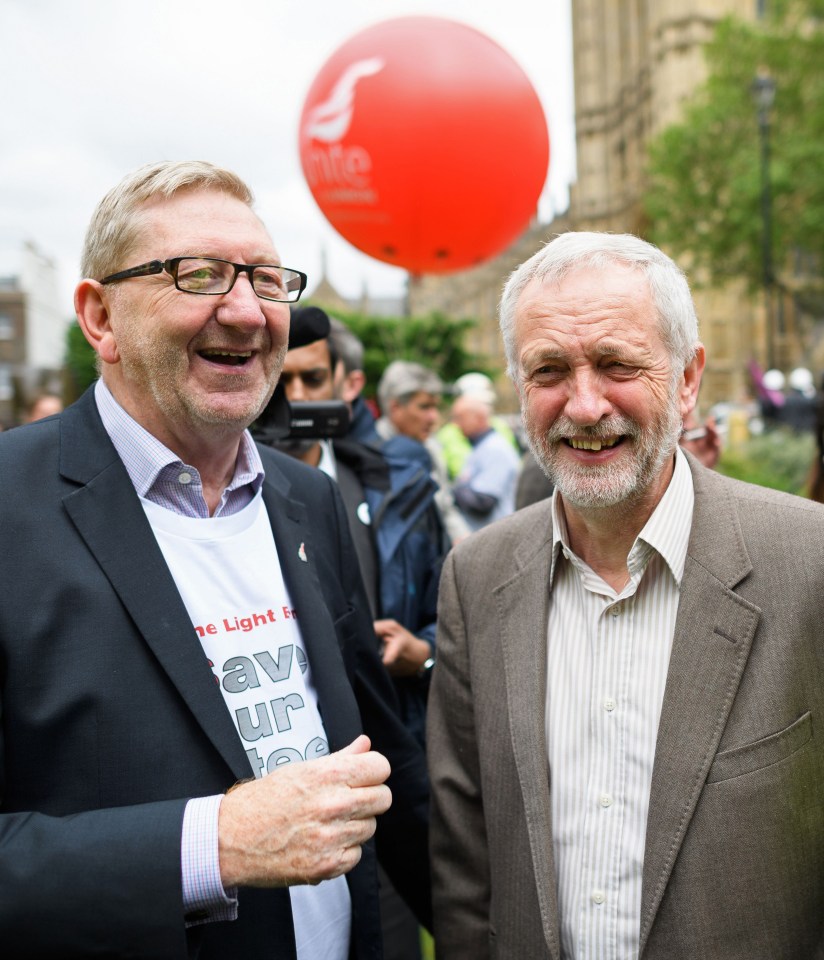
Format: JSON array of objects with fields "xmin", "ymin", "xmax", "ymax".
[
  {"xmin": 93, "ymin": 378, "xmax": 265, "ymax": 500},
  {"xmin": 549, "ymin": 446, "xmax": 694, "ymax": 587}
]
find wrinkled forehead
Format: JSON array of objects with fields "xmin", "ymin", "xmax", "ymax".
[
  {"xmin": 518, "ymin": 261, "xmax": 652, "ymax": 312},
  {"xmin": 132, "ymin": 187, "xmax": 278, "ymax": 260},
  {"xmin": 515, "ymin": 265, "xmax": 657, "ymax": 338}
]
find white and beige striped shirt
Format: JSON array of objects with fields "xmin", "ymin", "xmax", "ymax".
[{"xmin": 546, "ymin": 448, "xmax": 694, "ymax": 960}]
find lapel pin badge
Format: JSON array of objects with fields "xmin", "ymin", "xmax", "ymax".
[{"xmin": 298, "ymin": 542, "xmax": 308, "ymax": 563}]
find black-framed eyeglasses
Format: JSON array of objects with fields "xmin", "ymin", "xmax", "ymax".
[{"xmin": 99, "ymin": 257, "xmax": 307, "ymax": 303}]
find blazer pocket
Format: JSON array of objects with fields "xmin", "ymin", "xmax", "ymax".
[{"xmin": 706, "ymin": 711, "xmax": 812, "ymax": 784}]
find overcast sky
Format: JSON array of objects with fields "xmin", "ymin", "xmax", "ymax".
[{"xmin": 0, "ymin": 0, "xmax": 575, "ymax": 315}]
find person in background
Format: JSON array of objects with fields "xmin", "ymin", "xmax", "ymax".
[
  {"xmin": 779, "ymin": 366, "xmax": 817, "ymax": 434},
  {"xmin": 327, "ymin": 317, "xmax": 381, "ymax": 444},
  {"xmin": 807, "ymin": 372, "xmax": 824, "ymax": 503},
  {"xmin": 758, "ymin": 367, "xmax": 786, "ymax": 426},
  {"xmin": 450, "ymin": 391, "xmax": 521, "ymax": 532},
  {"xmin": 23, "ymin": 391, "xmax": 63, "ymax": 422},
  {"xmin": 274, "ymin": 310, "xmax": 448, "ymax": 960},
  {"xmin": 376, "ymin": 360, "xmax": 470, "ymax": 544},
  {"xmin": 514, "ymin": 448, "xmax": 555, "ymax": 510},
  {"xmin": 437, "ymin": 371, "xmax": 520, "ymax": 481},
  {"xmin": 428, "ymin": 231, "xmax": 823, "ymax": 960},
  {"xmin": 0, "ymin": 161, "xmax": 430, "ymax": 959}
]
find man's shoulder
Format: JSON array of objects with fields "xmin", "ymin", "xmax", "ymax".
[
  {"xmin": 694, "ymin": 459, "xmax": 824, "ymax": 526},
  {"xmin": 0, "ymin": 413, "xmax": 62, "ymax": 475},
  {"xmin": 690, "ymin": 460, "xmax": 824, "ymax": 570},
  {"xmin": 452, "ymin": 499, "xmax": 551, "ymax": 561}
]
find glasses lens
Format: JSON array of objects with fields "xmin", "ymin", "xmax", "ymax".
[
  {"xmin": 175, "ymin": 258, "xmax": 233, "ymax": 294},
  {"xmin": 253, "ymin": 266, "xmax": 304, "ymax": 302}
]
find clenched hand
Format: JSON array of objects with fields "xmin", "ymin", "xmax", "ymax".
[{"xmin": 218, "ymin": 735, "xmax": 391, "ymax": 888}]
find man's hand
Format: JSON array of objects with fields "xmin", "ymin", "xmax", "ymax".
[
  {"xmin": 218, "ymin": 735, "xmax": 391, "ymax": 888},
  {"xmin": 374, "ymin": 619, "xmax": 432, "ymax": 677},
  {"xmin": 680, "ymin": 414, "xmax": 722, "ymax": 469}
]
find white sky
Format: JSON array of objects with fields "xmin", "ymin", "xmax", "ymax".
[{"xmin": 0, "ymin": 0, "xmax": 575, "ymax": 315}]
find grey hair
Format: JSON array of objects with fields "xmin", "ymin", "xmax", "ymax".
[
  {"xmin": 81, "ymin": 160, "xmax": 255, "ymax": 280},
  {"xmin": 328, "ymin": 318, "xmax": 365, "ymax": 375},
  {"xmin": 377, "ymin": 360, "xmax": 444, "ymax": 413},
  {"xmin": 499, "ymin": 232, "xmax": 700, "ymax": 383}
]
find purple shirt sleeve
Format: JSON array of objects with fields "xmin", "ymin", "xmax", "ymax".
[{"xmin": 181, "ymin": 795, "xmax": 238, "ymax": 926}]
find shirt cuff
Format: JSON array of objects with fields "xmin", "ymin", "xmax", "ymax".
[{"xmin": 181, "ymin": 794, "xmax": 238, "ymax": 926}]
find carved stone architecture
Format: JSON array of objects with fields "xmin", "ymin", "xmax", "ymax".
[{"xmin": 406, "ymin": 0, "xmax": 798, "ymax": 411}]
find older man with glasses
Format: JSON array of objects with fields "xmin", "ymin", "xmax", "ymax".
[{"xmin": 0, "ymin": 161, "xmax": 430, "ymax": 959}]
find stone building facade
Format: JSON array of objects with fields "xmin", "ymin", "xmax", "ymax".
[{"xmin": 408, "ymin": 0, "xmax": 798, "ymax": 412}]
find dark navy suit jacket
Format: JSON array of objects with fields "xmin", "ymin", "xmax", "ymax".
[{"xmin": 0, "ymin": 386, "xmax": 430, "ymax": 959}]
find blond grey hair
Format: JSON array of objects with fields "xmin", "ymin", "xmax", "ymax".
[
  {"xmin": 80, "ymin": 160, "xmax": 254, "ymax": 280},
  {"xmin": 377, "ymin": 360, "xmax": 443, "ymax": 413},
  {"xmin": 499, "ymin": 231, "xmax": 700, "ymax": 383}
]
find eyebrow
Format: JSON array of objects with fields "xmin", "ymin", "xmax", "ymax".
[
  {"xmin": 527, "ymin": 340, "xmax": 642, "ymax": 362},
  {"xmin": 280, "ymin": 367, "xmax": 330, "ymax": 379}
]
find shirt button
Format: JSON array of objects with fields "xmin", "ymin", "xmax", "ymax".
[
  {"xmin": 603, "ymin": 698, "xmax": 616, "ymax": 712},
  {"xmin": 600, "ymin": 793, "xmax": 613, "ymax": 808},
  {"xmin": 610, "ymin": 603, "xmax": 622, "ymax": 616},
  {"xmin": 178, "ymin": 471, "xmax": 193, "ymax": 485},
  {"xmin": 592, "ymin": 890, "xmax": 605, "ymax": 905}
]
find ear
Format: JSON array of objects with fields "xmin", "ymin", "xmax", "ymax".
[
  {"xmin": 74, "ymin": 280, "xmax": 120, "ymax": 365},
  {"xmin": 678, "ymin": 343, "xmax": 706, "ymax": 420},
  {"xmin": 339, "ymin": 369, "xmax": 366, "ymax": 405}
]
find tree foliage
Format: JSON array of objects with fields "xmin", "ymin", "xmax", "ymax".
[
  {"xmin": 311, "ymin": 304, "xmax": 495, "ymax": 399},
  {"xmin": 644, "ymin": 1, "xmax": 824, "ymax": 294},
  {"xmin": 64, "ymin": 320, "xmax": 98, "ymax": 400}
]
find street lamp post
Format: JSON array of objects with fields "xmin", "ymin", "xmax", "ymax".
[{"xmin": 752, "ymin": 70, "xmax": 777, "ymax": 369}]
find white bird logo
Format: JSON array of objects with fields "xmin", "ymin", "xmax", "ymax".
[{"xmin": 305, "ymin": 57, "xmax": 385, "ymax": 143}]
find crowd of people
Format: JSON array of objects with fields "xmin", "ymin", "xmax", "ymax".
[{"xmin": 0, "ymin": 161, "xmax": 821, "ymax": 960}]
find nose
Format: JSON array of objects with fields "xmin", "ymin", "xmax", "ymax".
[
  {"xmin": 215, "ymin": 273, "xmax": 267, "ymax": 329},
  {"xmin": 282, "ymin": 374, "xmax": 304, "ymax": 403},
  {"xmin": 564, "ymin": 368, "xmax": 612, "ymax": 426}
]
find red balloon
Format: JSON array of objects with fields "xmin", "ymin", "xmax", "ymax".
[{"xmin": 299, "ymin": 16, "xmax": 550, "ymax": 275}]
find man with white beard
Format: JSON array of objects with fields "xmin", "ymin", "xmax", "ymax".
[{"xmin": 427, "ymin": 232, "xmax": 824, "ymax": 960}]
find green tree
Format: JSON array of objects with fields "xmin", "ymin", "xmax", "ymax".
[
  {"xmin": 64, "ymin": 320, "xmax": 98, "ymax": 400},
  {"xmin": 311, "ymin": 304, "xmax": 495, "ymax": 400},
  {"xmin": 644, "ymin": 1, "xmax": 824, "ymax": 296}
]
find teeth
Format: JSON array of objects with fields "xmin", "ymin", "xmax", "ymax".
[
  {"xmin": 202, "ymin": 350, "xmax": 252, "ymax": 358},
  {"xmin": 569, "ymin": 437, "xmax": 619, "ymax": 451}
]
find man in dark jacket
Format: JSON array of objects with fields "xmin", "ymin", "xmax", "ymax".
[
  {"xmin": 0, "ymin": 161, "xmax": 430, "ymax": 960},
  {"xmin": 268, "ymin": 308, "xmax": 447, "ymax": 960},
  {"xmin": 271, "ymin": 308, "xmax": 448, "ymax": 746}
]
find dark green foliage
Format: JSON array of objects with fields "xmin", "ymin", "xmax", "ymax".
[
  {"xmin": 717, "ymin": 427, "xmax": 816, "ymax": 495},
  {"xmin": 644, "ymin": 1, "xmax": 824, "ymax": 294},
  {"xmin": 64, "ymin": 321, "xmax": 98, "ymax": 399},
  {"xmin": 310, "ymin": 303, "xmax": 495, "ymax": 399}
]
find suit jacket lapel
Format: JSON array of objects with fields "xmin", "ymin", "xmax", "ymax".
[
  {"xmin": 59, "ymin": 390, "xmax": 256, "ymax": 782},
  {"xmin": 260, "ymin": 473, "xmax": 363, "ymax": 752},
  {"xmin": 495, "ymin": 507, "xmax": 562, "ymax": 960},
  {"xmin": 639, "ymin": 460, "xmax": 761, "ymax": 953}
]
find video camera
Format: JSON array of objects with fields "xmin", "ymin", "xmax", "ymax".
[{"xmin": 250, "ymin": 384, "xmax": 350, "ymax": 445}]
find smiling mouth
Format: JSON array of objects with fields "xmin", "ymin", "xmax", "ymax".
[
  {"xmin": 566, "ymin": 436, "xmax": 623, "ymax": 452},
  {"xmin": 198, "ymin": 349, "xmax": 253, "ymax": 367}
]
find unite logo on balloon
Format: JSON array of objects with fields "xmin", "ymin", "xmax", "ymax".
[
  {"xmin": 299, "ymin": 16, "xmax": 550, "ymax": 276},
  {"xmin": 302, "ymin": 57, "xmax": 384, "ymax": 204}
]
